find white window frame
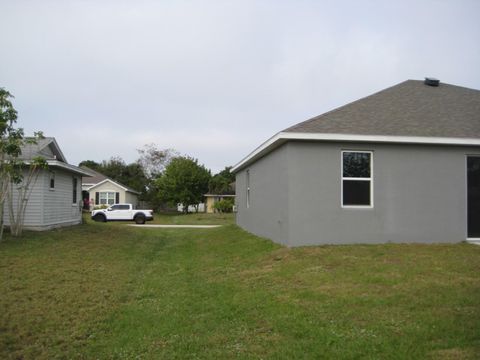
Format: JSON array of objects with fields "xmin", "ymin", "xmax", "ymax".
[
  {"xmin": 99, "ymin": 191, "xmax": 116, "ymax": 205},
  {"xmin": 341, "ymin": 150, "xmax": 374, "ymax": 209},
  {"xmin": 246, "ymin": 169, "xmax": 250, "ymax": 208}
]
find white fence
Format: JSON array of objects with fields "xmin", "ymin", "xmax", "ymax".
[{"xmin": 177, "ymin": 203, "xmax": 205, "ymax": 213}]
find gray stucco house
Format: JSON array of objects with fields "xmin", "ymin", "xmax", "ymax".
[
  {"xmin": 3, "ymin": 137, "xmax": 91, "ymax": 231},
  {"xmin": 232, "ymin": 79, "xmax": 480, "ymax": 246}
]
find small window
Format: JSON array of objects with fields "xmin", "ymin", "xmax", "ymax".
[
  {"xmin": 49, "ymin": 172, "xmax": 55, "ymax": 189},
  {"xmin": 72, "ymin": 177, "xmax": 78, "ymax": 203},
  {"xmin": 342, "ymin": 151, "xmax": 373, "ymax": 207},
  {"xmin": 246, "ymin": 170, "xmax": 250, "ymax": 208},
  {"xmin": 99, "ymin": 192, "xmax": 116, "ymax": 205}
]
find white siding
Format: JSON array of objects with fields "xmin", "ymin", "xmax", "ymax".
[
  {"xmin": 3, "ymin": 169, "xmax": 46, "ymax": 226},
  {"xmin": 43, "ymin": 169, "xmax": 82, "ymax": 226},
  {"xmin": 2, "ymin": 168, "xmax": 82, "ymax": 229}
]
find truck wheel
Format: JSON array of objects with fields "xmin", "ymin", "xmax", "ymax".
[
  {"xmin": 94, "ymin": 214, "xmax": 106, "ymax": 222},
  {"xmin": 134, "ymin": 215, "xmax": 146, "ymax": 224}
]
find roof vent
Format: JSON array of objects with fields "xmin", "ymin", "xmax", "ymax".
[{"xmin": 424, "ymin": 77, "xmax": 440, "ymax": 87}]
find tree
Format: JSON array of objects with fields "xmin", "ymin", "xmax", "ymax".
[
  {"xmin": 80, "ymin": 156, "xmax": 149, "ymax": 194},
  {"xmin": 137, "ymin": 144, "xmax": 178, "ymax": 179},
  {"xmin": 156, "ymin": 156, "xmax": 211, "ymax": 213},
  {"xmin": 0, "ymin": 88, "xmax": 46, "ymax": 238},
  {"xmin": 78, "ymin": 160, "xmax": 101, "ymax": 172},
  {"xmin": 0, "ymin": 88, "xmax": 20, "ymax": 239},
  {"xmin": 7, "ymin": 152, "xmax": 47, "ymax": 237},
  {"xmin": 208, "ymin": 166, "xmax": 235, "ymax": 194}
]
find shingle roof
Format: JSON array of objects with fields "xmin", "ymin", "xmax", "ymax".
[
  {"xmin": 232, "ymin": 79, "xmax": 480, "ymax": 173},
  {"xmin": 18, "ymin": 137, "xmax": 67, "ymax": 162},
  {"xmin": 15, "ymin": 137, "xmax": 90, "ymax": 176},
  {"xmin": 284, "ymin": 80, "xmax": 480, "ymax": 138},
  {"xmin": 81, "ymin": 166, "xmax": 140, "ymax": 194},
  {"xmin": 80, "ymin": 166, "xmax": 108, "ymax": 184}
]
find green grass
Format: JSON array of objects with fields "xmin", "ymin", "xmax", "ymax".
[
  {"xmin": 149, "ymin": 211, "xmax": 235, "ymax": 225},
  {"xmin": 1, "ymin": 217, "xmax": 479, "ymax": 359}
]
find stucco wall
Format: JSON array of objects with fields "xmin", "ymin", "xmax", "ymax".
[
  {"xmin": 236, "ymin": 141, "xmax": 480, "ymax": 246},
  {"xmin": 236, "ymin": 144, "xmax": 290, "ymax": 245}
]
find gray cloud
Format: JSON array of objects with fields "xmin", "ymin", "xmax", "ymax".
[{"xmin": 1, "ymin": 0, "xmax": 479, "ymax": 172}]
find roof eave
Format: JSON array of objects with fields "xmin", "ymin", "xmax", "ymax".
[
  {"xmin": 49, "ymin": 138, "xmax": 68, "ymax": 163},
  {"xmin": 45, "ymin": 160, "xmax": 92, "ymax": 176},
  {"xmin": 231, "ymin": 132, "xmax": 480, "ymax": 173},
  {"xmin": 85, "ymin": 178, "xmax": 141, "ymax": 194}
]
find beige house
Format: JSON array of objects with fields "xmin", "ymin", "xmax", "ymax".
[
  {"xmin": 81, "ymin": 167, "xmax": 140, "ymax": 208},
  {"xmin": 204, "ymin": 194, "xmax": 235, "ymax": 213}
]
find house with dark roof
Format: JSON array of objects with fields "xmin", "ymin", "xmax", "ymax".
[
  {"xmin": 81, "ymin": 167, "xmax": 140, "ymax": 209},
  {"xmin": 232, "ymin": 79, "xmax": 480, "ymax": 246},
  {"xmin": 3, "ymin": 137, "xmax": 91, "ymax": 230}
]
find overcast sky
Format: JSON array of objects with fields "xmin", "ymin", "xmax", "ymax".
[{"xmin": 1, "ymin": 0, "xmax": 479, "ymax": 173}]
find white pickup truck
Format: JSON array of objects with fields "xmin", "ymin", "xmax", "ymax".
[{"xmin": 91, "ymin": 203, "xmax": 154, "ymax": 224}]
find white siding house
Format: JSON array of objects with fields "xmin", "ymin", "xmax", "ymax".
[{"xmin": 3, "ymin": 138, "xmax": 91, "ymax": 231}]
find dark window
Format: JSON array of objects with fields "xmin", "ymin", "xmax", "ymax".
[
  {"xmin": 72, "ymin": 177, "xmax": 78, "ymax": 204},
  {"xmin": 467, "ymin": 156, "xmax": 480, "ymax": 238},
  {"xmin": 50, "ymin": 172, "xmax": 55, "ymax": 189},
  {"xmin": 246, "ymin": 170, "xmax": 250, "ymax": 208},
  {"xmin": 343, "ymin": 180, "xmax": 371, "ymax": 205},
  {"xmin": 342, "ymin": 151, "xmax": 372, "ymax": 207},
  {"xmin": 343, "ymin": 152, "xmax": 371, "ymax": 177}
]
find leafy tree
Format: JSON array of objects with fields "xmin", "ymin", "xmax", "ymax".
[
  {"xmin": 99, "ymin": 156, "xmax": 127, "ymax": 179},
  {"xmin": 119, "ymin": 162, "xmax": 149, "ymax": 195},
  {"xmin": 80, "ymin": 157, "xmax": 149, "ymax": 194},
  {"xmin": 81, "ymin": 146, "xmax": 178, "ymax": 204},
  {"xmin": 0, "ymin": 88, "xmax": 46, "ymax": 238},
  {"xmin": 156, "ymin": 156, "xmax": 211, "ymax": 213},
  {"xmin": 79, "ymin": 160, "xmax": 101, "ymax": 172},
  {"xmin": 208, "ymin": 166, "xmax": 235, "ymax": 194}
]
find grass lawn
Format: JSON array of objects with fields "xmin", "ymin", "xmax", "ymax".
[
  {"xmin": 149, "ymin": 211, "xmax": 235, "ymax": 225},
  {"xmin": 1, "ymin": 215, "xmax": 479, "ymax": 359}
]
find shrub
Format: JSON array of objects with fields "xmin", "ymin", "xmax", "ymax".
[
  {"xmin": 213, "ymin": 198, "xmax": 234, "ymax": 213},
  {"xmin": 94, "ymin": 204, "xmax": 109, "ymax": 210}
]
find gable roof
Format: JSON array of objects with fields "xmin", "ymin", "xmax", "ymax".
[
  {"xmin": 233, "ymin": 79, "xmax": 480, "ymax": 173},
  {"xmin": 81, "ymin": 166, "xmax": 141, "ymax": 194},
  {"xmin": 17, "ymin": 137, "xmax": 91, "ymax": 176},
  {"xmin": 19, "ymin": 137, "xmax": 67, "ymax": 163}
]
